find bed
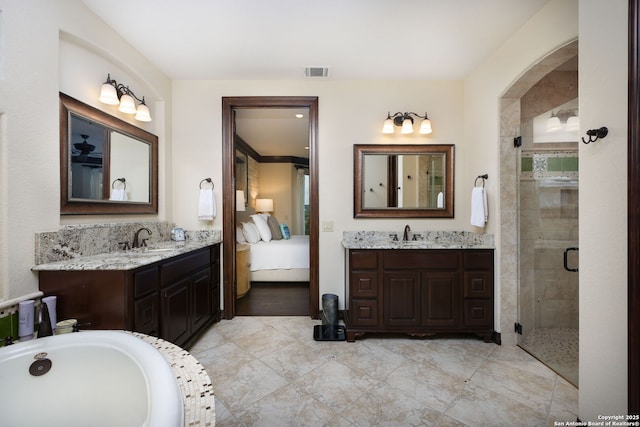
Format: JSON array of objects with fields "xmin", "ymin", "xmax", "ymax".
[{"xmin": 236, "ymin": 210, "xmax": 310, "ymax": 282}]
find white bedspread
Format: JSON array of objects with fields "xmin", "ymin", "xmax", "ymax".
[{"xmin": 249, "ymin": 235, "xmax": 309, "ymax": 271}]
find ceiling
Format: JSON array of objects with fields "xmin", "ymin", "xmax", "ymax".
[{"xmin": 81, "ymin": 0, "xmax": 551, "ymax": 156}]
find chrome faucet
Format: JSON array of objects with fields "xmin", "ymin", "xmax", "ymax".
[
  {"xmin": 403, "ymin": 224, "xmax": 411, "ymax": 241},
  {"xmin": 132, "ymin": 227, "xmax": 152, "ymax": 248}
]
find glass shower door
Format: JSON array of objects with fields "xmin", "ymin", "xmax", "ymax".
[{"xmin": 518, "ymin": 150, "xmax": 579, "ymax": 387}]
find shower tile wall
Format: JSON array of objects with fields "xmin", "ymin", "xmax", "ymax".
[{"xmin": 519, "ymin": 152, "xmax": 579, "ymax": 341}]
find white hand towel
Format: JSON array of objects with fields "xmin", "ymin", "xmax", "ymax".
[
  {"xmin": 109, "ymin": 188, "xmax": 127, "ymax": 201},
  {"xmin": 470, "ymin": 186, "xmax": 488, "ymax": 227},
  {"xmin": 437, "ymin": 191, "xmax": 444, "ymax": 208},
  {"xmin": 198, "ymin": 188, "xmax": 216, "ymax": 220}
]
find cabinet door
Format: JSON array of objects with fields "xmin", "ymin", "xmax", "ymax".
[
  {"xmin": 134, "ymin": 292, "xmax": 159, "ymax": 336},
  {"xmin": 162, "ymin": 278, "xmax": 191, "ymax": 346},
  {"xmin": 383, "ymin": 271, "xmax": 421, "ymax": 327},
  {"xmin": 421, "ymin": 272, "xmax": 460, "ymax": 328},
  {"xmin": 191, "ymin": 267, "xmax": 212, "ymax": 333}
]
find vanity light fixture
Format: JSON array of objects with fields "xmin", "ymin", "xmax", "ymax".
[
  {"xmin": 382, "ymin": 112, "xmax": 432, "ymax": 135},
  {"xmin": 99, "ymin": 74, "xmax": 152, "ymax": 122},
  {"xmin": 546, "ymin": 109, "xmax": 578, "ymax": 132}
]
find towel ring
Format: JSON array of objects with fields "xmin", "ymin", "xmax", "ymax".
[
  {"xmin": 474, "ymin": 174, "xmax": 488, "ymax": 187},
  {"xmin": 112, "ymin": 178, "xmax": 126, "ymax": 190},
  {"xmin": 199, "ymin": 178, "xmax": 214, "ymax": 189}
]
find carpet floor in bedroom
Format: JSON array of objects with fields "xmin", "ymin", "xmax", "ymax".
[{"xmin": 235, "ymin": 282, "xmax": 310, "ymax": 316}]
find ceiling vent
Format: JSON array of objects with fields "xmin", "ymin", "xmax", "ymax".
[{"xmin": 304, "ymin": 66, "xmax": 329, "ymax": 78}]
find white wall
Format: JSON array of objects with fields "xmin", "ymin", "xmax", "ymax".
[
  {"xmin": 579, "ymin": 0, "xmax": 628, "ymax": 418},
  {"xmin": 172, "ymin": 80, "xmax": 465, "ymax": 304},
  {"xmin": 0, "ymin": 0, "xmax": 171, "ymax": 301}
]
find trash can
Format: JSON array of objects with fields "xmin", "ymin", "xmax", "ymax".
[
  {"xmin": 314, "ymin": 293, "xmax": 345, "ymax": 341},
  {"xmin": 321, "ymin": 293, "xmax": 338, "ymax": 326}
]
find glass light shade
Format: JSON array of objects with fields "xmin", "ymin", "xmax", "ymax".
[
  {"xmin": 419, "ymin": 119, "xmax": 432, "ymax": 134},
  {"xmin": 135, "ymin": 103, "xmax": 152, "ymax": 122},
  {"xmin": 401, "ymin": 118, "xmax": 414, "ymax": 134},
  {"xmin": 566, "ymin": 115, "xmax": 580, "ymax": 132},
  {"xmin": 255, "ymin": 198, "xmax": 274, "ymax": 212},
  {"xmin": 382, "ymin": 118, "xmax": 395, "ymax": 134},
  {"xmin": 118, "ymin": 94, "xmax": 137, "ymax": 114},
  {"xmin": 236, "ymin": 190, "xmax": 246, "ymax": 211},
  {"xmin": 546, "ymin": 115, "xmax": 561, "ymax": 132},
  {"xmin": 99, "ymin": 83, "xmax": 120, "ymax": 105}
]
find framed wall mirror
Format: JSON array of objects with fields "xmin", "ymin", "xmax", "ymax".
[
  {"xmin": 60, "ymin": 93, "xmax": 158, "ymax": 214},
  {"xmin": 354, "ymin": 144, "xmax": 454, "ymax": 218}
]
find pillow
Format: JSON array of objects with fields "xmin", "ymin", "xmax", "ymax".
[
  {"xmin": 236, "ymin": 226, "xmax": 247, "ymax": 243},
  {"xmin": 267, "ymin": 215, "xmax": 283, "ymax": 240},
  {"xmin": 280, "ymin": 223, "xmax": 291, "ymax": 240},
  {"xmin": 250, "ymin": 214, "xmax": 272, "ymax": 242},
  {"xmin": 242, "ymin": 221, "xmax": 261, "ymax": 244}
]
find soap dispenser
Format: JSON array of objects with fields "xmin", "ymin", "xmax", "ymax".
[{"xmin": 37, "ymin": 303, "xmax": 53, "ymax": 338}]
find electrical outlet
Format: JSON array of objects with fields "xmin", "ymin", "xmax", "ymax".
[{"xmin": 322, "ymin": 221, "xmax": 334, "ymax": 232}]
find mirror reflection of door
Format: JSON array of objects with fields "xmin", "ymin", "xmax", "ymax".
[{"xmin": 362, "ymin": 153, "xmax": 446, "ymax": 209}]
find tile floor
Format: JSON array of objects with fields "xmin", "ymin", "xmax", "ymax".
[{"xmin": 190, "ymin": 316, "xmax": 578, "ymax": 426}]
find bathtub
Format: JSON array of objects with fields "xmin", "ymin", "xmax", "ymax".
[{"xmin": 0, "ymin": 330, "xmax": 184, "ymax": 427}]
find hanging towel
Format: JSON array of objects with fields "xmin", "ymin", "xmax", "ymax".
[
  {"xmin": 109, "ymin": 188, "xmax": 127, "ymax": 201},
  {"xmin": 437, "ymin": 191, "xmax": 444, "ymax": 208},
  {"xmin": 470, "ymin": 186, "xmax": 488, "ymax": 227},
  {"xmin": 198, "ymin": 188, "xmax": 216, "ymax": 220}
]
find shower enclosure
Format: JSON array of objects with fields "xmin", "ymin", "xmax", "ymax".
[{"xmin": 518, "ymin": 149, "xmax": 579, "ymax": 386}]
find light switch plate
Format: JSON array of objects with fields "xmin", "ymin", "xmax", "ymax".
[{"xmin": 322, "ymin": 221, "xmax": 334, "ymax": 232}]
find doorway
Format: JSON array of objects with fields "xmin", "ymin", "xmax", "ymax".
[{"xmin": 221, "ymin": 96, "xmax": 319, "ymax": 320}]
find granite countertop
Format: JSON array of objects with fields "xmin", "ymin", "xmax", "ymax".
[
  {"xmin": 32, "ymin": 238, "xmax": 222, "ymax": 271},
  {"xmin": 341, "ymin": 230, "xmax": 494, "ymax": 250}
]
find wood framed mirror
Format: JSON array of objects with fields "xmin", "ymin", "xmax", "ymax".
[
  {"xmin": 354, "ymin": 144, "xmax": 454, "ymax": 218},
  {"xmin": 60, "ymin": 93, "xmax": 158, "ymax": 214}
]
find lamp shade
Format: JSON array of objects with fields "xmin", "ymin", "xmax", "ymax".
[
  {"xmin": 401, "ymin": 118, "xmax": 414, "ymax": 134},
  {"xmin": 546, "ymin": 114, "xmax": 561, "ymax": 132},
  {"xmin": 255, "ymin": 198, "xmax": 274, "ymax": 213},
  {"xmin": 99, "ymin": 83, "xmax": 119, "ymax": 105},
  {"xmin": 566, "ymin": 115, "xmax": 580, "ymax": 132},
  {"xmin": 135, "ymin": 103, "xmax": 152, "ymax": 122},
  {"xmin": 118, "ymin": 94, "xmax": 137, "ymax": 114},
  {"xmin": 419, "ymin": 118, "xmax": 432, "ymax": 134},
  {"xmin": 382, "ymin": 118, "xmax": 395, "ymax": 134},
  {"xmin": 236, "ymin": 190, "xmax": 246, "ymax": 211}
]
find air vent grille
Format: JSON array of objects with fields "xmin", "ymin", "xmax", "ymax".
[{"xmin": 304, "ymin": 66, "xmax": 329, "ymax": 78}]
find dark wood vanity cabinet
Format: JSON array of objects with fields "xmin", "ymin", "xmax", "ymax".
[
  {"xmin": 345, "ymin": 249, "xmax": 495, "ymax": 343},
  {"xmin": 38, "ymin": 244, "xmax": 221, "ymax": 349}
]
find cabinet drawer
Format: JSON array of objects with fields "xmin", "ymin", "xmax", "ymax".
[
  {"xmin": 463, "ymin": 272, "xmax": 492, "ymax": 298},
  {"xmin": 134, "ymin": 267, "xmax": 159, "ymax": 298},
  {"xmin": 463, "ymin": 300, "xmax": 493, "ymax": 327},
  {"xmin": 463, "ymin": 250, "xmax": 493, "ymax": 270},
  {"xmin": 383, "ymin": 251, "xmax": 458, "ymax": 270},
  {"xmin": 350, "ymin": 251, "xmax": 378, "ymax": 269},
  {"xmin": 350, "ymin": 299, "xmax": 378, "ymax": 326},
  {"xmin": 161, "ymin": 249, "xmax": 210, "ymax": 287},
  {"xmin": 350, "ymin": 271, "xmax": 378, "ymax": 297}
]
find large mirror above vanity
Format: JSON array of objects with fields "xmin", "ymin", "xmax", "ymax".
[
  {"xmin": 60, "ymin": 93, "xmax": 158, "ymax": 214},
  {"xmin": 354, "ymin": 144, "xmax": 454, "ymax": 218}
]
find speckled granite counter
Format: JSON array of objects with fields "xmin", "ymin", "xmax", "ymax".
[
  {"xmin": 129, "ymin": 332, "xmax": 215, "ymax": 427},
  {"xmin": 32, "ymin": 238, "xmax": 221, "ymax": 271},
  {"xmin": 342, "ymin": 230, "xmax": 494, "ymax": 249}
]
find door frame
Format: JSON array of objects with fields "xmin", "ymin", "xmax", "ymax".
[{"xmin": 221, "ymin": 96, "xmax": 319, "ymax": 320}]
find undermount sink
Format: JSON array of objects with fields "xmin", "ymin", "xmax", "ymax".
[{"xmin": 143, "ymin": 248, "xmax": 175, "ymax": 253}]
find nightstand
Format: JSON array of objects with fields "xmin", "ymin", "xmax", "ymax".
[{"xmin": 236, "ymin": 244, "xmax": 251, "ymax": 298}]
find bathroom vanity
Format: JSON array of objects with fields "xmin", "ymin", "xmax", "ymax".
[
  {"xmin": 343, "ymin": 231, "xmax": 497, "ymax": 343},
  {"xmin": 35, "ymin": 241, "xmax": 221, "ymax": 349}
]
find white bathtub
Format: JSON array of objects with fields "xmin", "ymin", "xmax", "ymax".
[{"xmin": 0, "ymin": 330, "xmax": 184, "ymax": 427}]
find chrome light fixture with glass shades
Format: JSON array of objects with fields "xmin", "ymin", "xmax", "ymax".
[
  {"xmin": 382, "ymin": 111, "xmax": 432, "ymax": 135},
  {"xmin": 99, "ymin": 74, "xmax": 152, "ymax": 122}
]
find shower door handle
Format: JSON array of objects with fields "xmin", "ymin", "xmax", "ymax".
[{"xmin": 563, "ymin": 247, "xmax": 579, "ymax": 272}]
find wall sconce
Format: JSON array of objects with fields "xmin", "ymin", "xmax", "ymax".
[
  {"xmin": 255, "ymin": 198, "xmax": 274, "ymax": 213},
  {"xmin": 382, "ymin": 112, "xmax": 432, "ymax": 135},
  {"xmin": 99, "ymin": 74, "xmax": 152, "ymax": 122},
  {"xmin": 546, "ymin": 109, "xmax": 579, "ymax": 132}
]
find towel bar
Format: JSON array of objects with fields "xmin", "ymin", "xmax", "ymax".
[{"xmin": 199, "ymin": 178, "xmax": 213, "ymax": 189}]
